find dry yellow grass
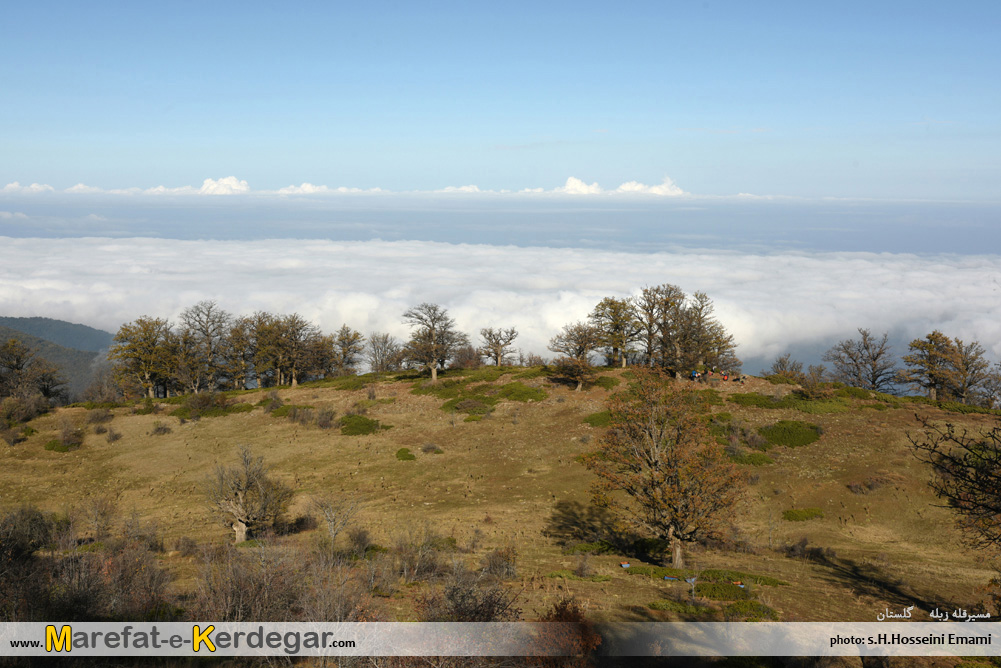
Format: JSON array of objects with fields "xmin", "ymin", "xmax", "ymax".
[{"xmin": 1, "ymin": 369, "xmax": 995, "ymax": 625}]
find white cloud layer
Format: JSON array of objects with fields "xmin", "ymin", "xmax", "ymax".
[
  {"xmin": 1, "ymin": 237, "xmax": 999, "ymax": 369},
  {"xmin": 4, "ymin": 176, "xmax": 690, "ymax": 198},
  {"xmin": 0, "ymin": 211, "xmax": 28, "ymax": 220}
]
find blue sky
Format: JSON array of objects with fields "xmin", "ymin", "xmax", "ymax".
[{"xmin": 3, "ymin": 0, "xmax": 999, "ymax": 199}]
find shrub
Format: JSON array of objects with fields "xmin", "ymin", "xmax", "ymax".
[
  {"xmin": 481, "ymin": 546, "xmax": 518, "ymax": 579},
  {"xmin": 421, "ymin": 442, "xmax": 442, "ymax": 454},
  {"xmin": 315, "ymin": 408, "xmax": 336, "ymax": 430},
  {"xmin": 106, "ymin": 428, "xmax": 122, "ymax": 443},
  {"xmin": 1, "ymin": 394, "xmax": 50, "ymax": 427},
  {"xmin": 836, "ymin": 386, "xmax": 873, "ymax": 400},
  {"xmin": 175, "ymin": 536, "xmax": 199, "ymax": 557},
  {"xmin": 395, "ymin": 448, "xmax": 416, "ymax": 461},
  {"xmin": 45, "ymin": 439, "xmax": 75, "ymax": 453},
  {"xmin": 782, "ymin": 508, "xmax": 824, "ymax": 521},
  {"xmin": 414, "ymin": 572, "xmax": 521, "ymax": 621},
  {"xmin": 0, "ymin": 505, "xmax": 53, "ymax": 561},
  {"xmin": 782, "ymin": 537, "xmax": 837, "ymax": 561},
  {"xmin": 394, "ymin": 525, "xmax": 448, "ymax": 582},
  {"xmin": 758, "ymin": 420, "xmax": 822, "ymax": 448},
  {"xmin": 271, "ymin": 404, "xmax": 314, "ymax": 418},
  {"xmin": 133, "ymin": 398, "xmax": 159, "ymax": 415},
  {"xmin": 93, "ymin": 424, "xmax": 108, "ymax": 434},
  {"xmin": 86, "ymin": 408, "xmax": 114, "ymax": 424},
  {"xmin": 340, "ymin": 415, "xmax": 387, "ymax": 436},
  {"xmin": 698, "ymin": 389, "xmax": 724, "ymax": 406},
  {"xmin": 150, "ymin": 421, "xmax": 172, "ymax": 436}
]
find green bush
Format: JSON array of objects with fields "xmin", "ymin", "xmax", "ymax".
[
  {"xmin": 497, "ymin": 381, "xmax": 548, "ymax": 402},
  {"xmin": 727, "ymin": 393, "xmax": 850, "ymax": 414},
  {"xmin": 395, "ymin": 448, "xmax": 416, "ymax": 461},
  {"xmin": 758, "ymin": 420, "xmax": 822, "ymax": 448},
  {"xmin": 728, "ymin": 393, "xmax": 781, "ymax": 408},
  {"xmin": 782, "ymin": 508, "xmax": 824, "ymax": 521},
  {"xmin": 695, "ymin": 582, "xmax": 750, "ymax": 600},
  {"xmin": 583, "ymin": 411, "xmax": 613, "ymax": 427},
  {"xmin": 340, "ymin": 415, "xmax": 389, "ymax": 436},
  {"xmin": 724, "ymin": 600, "xmax": 779, "ymax": 621}
]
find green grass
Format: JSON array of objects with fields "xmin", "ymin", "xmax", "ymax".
[
  {"xmin": 593, "ymin": 376, "xmax": 621, "ymax": 391},
  {"xmin": 44, "ymin": 439, "xmax": 74, "ymax": 453},
  {"xmin": 395, "ymin": 447, "xmax": 416, "ymax": 461},
  {"xmin": 583, "ymin": 410, "xmax": 613, "ymax": 427},
  {"xmin": 171, "ymin": 402, "xmax": 253, "ymax": 420},
  {"xmin": 697, "ymin": 389, "xmax": 724, "ymax": 406},
  {"xmin": 758, "ymin": 420, "xmax": 822, "ymax": 448},
  {"xmin": 545, "ymin": 570, "xmax": 612, "ymax": 582},
  {"xmin": 724, "ymin": 600, "xmax": 779, "ymax": 621},
  {"xmin": 648, "ymin": 599, "xmax": 713, "ymax": 615},
  {"xmin": 729, "ymin": 452, "xmax": 774, "ymax": 466},
  {"xmin": 728, "ymin": 393, "xmax": 850, "ymax": 414},
  {"xmin": 782, "ymin": 508, "xmax": 824, "ymax": 521},
  {"xmin": 695, "ymin": 582, "xmax": 750, "ymax": 600},
  {"xmin": 340, "ymin": 415, "xmax": 390, "ymax": 436},
  {"xmin": 496, "ymin": 381, "xmax": 548, "ymax": 402},
  {"xmin": 511, "ymin": 366, "xmax": 549, "ymax": 380},
  {"xmin": 270, "ymin": 404, "xmax": 314, "ymax": 417},
  {"xmin": 836, "ymin": 386, "xmax": 873, "ymax": 400}
]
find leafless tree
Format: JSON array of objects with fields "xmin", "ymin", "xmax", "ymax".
[
  {"xmin": 479, "ymin": 327, "xmax": 518, "ymax": 366},
  {"xmin": 367, "ymin": 332, "xmax": 402, "ymax": 373},
  {"xmin": 822, "ymin": 328, "xmax": 897, "ymax": 392},
  {"xmin": 207, "ymin": 446, "xmax": 294, "ymax": 543}
]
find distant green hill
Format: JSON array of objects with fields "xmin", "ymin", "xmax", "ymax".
[
  {"xmin": 0, "ymin": 325, "xmax": 100, "ymax": 400},
  {"xmin": 0, "ymin": 317, "xmax": 113, "ymax": 353}
]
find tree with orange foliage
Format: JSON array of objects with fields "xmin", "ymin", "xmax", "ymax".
[{"xmin": 584, "ymin": 370, "xmax": 747, "ymax": 568}]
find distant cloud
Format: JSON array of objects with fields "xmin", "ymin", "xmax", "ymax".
[
  {"xmin": 0, "ymin": 211, "xmax": 28, "ymax": 220},
  {"xmin": 2, "ymin": 182, "xmax": 54, "ymax": 194},
  {"xmin": 554, "ymin": 177, "xmax": 603, "ymax": 195},
  {"xmin": 45, "ymin": 176, "xmax": 691, "ymax": 198},
  {"xmin": 1, "ymin": 237, "xmax": 999, "ymax": 370}
]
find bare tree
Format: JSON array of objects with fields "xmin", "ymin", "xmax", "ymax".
[
  {"xmin": 332, "ymin": 325, "xmax": 365, "ymax": 376},
  {"xmin": 548, "ymin": 322, "xmax": 601, "ymax": 391},
  {"xmin": 367, "ymin": 332, "xmax": 402, "ymax": 373},
  {"xmin": 207, "ymin": 446, "xmax": 294, "ymax": 543},
  {"xmin": 764, "ymin": 353, "xmax": 805, "ymax": 383},
  {"xmin": 822, "ymin": 328, "xmax": 897, "ymax": 392},
  {"xmin": 402, "ymin": 303, "xmax": 470, "ymax": 383},
  {"xmin": 178, "ymin": 300, "xmax": 233, "ymax": 392},
  {"xmin": 479, "ymin": 327, "xmax": 518, "ymax": 366}
]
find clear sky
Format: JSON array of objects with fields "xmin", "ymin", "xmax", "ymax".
[{"xmin": 3, "ymin": 0, "xmax": 999, "ymax": 199}]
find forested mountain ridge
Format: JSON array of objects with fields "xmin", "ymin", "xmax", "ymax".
[
  {"xmin": 0, "ymin": 316, "xmax": 113, "ymax": 353},
  {"xmin": 0, "ymin": 324, "xmax": 99, "ymax": 399}
]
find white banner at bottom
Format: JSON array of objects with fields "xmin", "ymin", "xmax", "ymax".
[{"xmin": 0, "ymin": 622, "xmax": 995, "ymax": 657}]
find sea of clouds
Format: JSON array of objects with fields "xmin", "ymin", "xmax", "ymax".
[{"xmin": 1, "ymin": 236, "xmax": 999, "ymax": 372}]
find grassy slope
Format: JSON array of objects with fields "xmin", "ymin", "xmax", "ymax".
[
  {"xmin": 0, "ymin": 316, "xmax": 114, "ymax": 353},
  {"xmin": 0, "ymin": 369, "xmax": 993, "ymax": 624}
]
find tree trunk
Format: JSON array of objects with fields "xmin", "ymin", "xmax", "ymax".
[
  {"xmin": 233, "ymin": 520, "xmax": 248, "ymax": 544},
  {"xmin": 621, "ymin": 355, "xmax": 627, "ymax": 369},
  {"xmin": 672, "ymin": 538, "xmax": 684, "ymax": 569},
  {"xmin": 431, "ymin": 365, "xmax": 438, "ymax": 384}
]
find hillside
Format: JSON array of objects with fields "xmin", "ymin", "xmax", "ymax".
[
  {"xmin": 0, "ymin": 324, "xmax": 99, "ymax": 399},
  {"xmin": 1, "ymin": 368, "xmax": 996, "ymax": 641},
  {"xmin": 0, "ymin": 316, "xmax": 113, "ymax": 353}
]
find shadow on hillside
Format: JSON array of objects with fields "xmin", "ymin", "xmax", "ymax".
[
  {"xmin": 542, "ymin": 501, "xmax": 672, "ymax": 564},
  {"xmin": 809, "ymin": 552, "xmax": 966, "ymax": 614}
]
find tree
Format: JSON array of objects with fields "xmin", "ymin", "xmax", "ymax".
[
  {"xmin": 584, "ymin": 370, "xmax": 747, "ymax": 568},
  {"xmin": 331, "ymin": 325, "xmax": 365, "ymax": 376},
  {"xmin": 823, "ymin": 328, "xmax": 897, "ymax": 392},
  {"xmin": 0, "ymin": 338, "xmax": 64, "ymax": 400},
  {"xmin": 548, "ymin": 322, "xmax": 601, "ymax": 391},
  {"xmin": 178, "ymin": 300, "xmax": 233, "ymax": 392},
  {"xmin": 479, "ymin": 327, "xmax": 518, "ymax": 367},
  {"xmin": 367, "ymin": 332, "xmax": 402, "ymax": 373},
  {"xmin": 901, "ymin": 331, "xmax": 992, "ymax": 404},
  {"xmin": 910, "ymin": 419, "xmax": 1001, "ymax": 551},
  {"xmin": 589, "ymin": 297, "xmax": 641, "ymax": 368},
  {"xmin": 402, "ymin": 303, "xmax": 470, "ymax": 383},
  {"xmin": 207, "ymin": 446, "xmax": 294, "ymax": 543},
  {"xmin": 108, "ymin": 316, "xmax": 173, "ymax": 398},
  {"xmin": 765, "ymin": 353, "xmax": 805, "ymax": 383}
]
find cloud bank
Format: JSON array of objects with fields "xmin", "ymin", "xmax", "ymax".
[
  {"xmin": 1, "ymin": 237, "xmax": 998, "ymax": 371},
  {"xmin": 3, "ymin": 175, "xmax": 690, "ymax": 198}
]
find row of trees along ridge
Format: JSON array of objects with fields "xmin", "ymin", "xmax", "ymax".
[{"xmin": 107, "ymin": 285, "xmax": 742, "ymax": 397}]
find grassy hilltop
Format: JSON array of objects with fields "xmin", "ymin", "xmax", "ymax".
[{"xmin": 1, "ymin": 366, "xmax": 997, "ymax": 634}]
